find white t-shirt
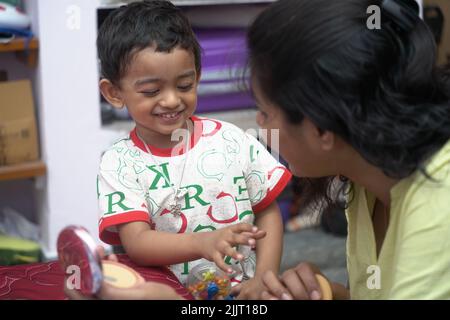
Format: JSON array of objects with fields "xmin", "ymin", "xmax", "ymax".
[{"xmin": 97, "ymin": 116, "xmax": 292, "ymax": 285}]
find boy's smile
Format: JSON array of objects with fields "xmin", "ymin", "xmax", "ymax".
[{"xmin": 102, "ymin": 46, "xmax": 199, "ymax": 149}]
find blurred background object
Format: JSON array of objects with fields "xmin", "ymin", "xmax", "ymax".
[
  {"xmin": 0, "ymin": 1, "xmax": 30, "ymax": 29},
  {"xmin": 424, "ymin": 0, "xmax": 450, "ymax": 65}
]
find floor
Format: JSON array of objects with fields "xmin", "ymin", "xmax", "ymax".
[{"xmin": 280, "ymin": 227, "xmax": 348, "ymax": 285}]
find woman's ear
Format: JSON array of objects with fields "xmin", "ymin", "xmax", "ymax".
[
  {"xmin": 319, "ymin": 130, "xmax": 335, "ymax": 152},
  {"xmin": 99, "ymin": 79, "xmax": 125, "ymax": 109},
  {"xmin": 306, "ymin": 118, "xmax": 335, "ymax": 152}
]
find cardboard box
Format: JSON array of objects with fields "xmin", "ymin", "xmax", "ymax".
[
  {"xmin": 0, "ymin": 80, "xmax": 39, "ymax": 165},
  {"xmin": 425, "ymin": 0, "xmax": 450, "ymax": 65}
]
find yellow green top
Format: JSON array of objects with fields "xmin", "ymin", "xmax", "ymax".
[{"xmin": 346, "ymin": 140, "xmax": 450, "ymax": 299}]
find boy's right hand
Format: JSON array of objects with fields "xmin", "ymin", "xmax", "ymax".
[{"xmin": 195, "ymin": 223, "xmax": 266, "ymax": 274}]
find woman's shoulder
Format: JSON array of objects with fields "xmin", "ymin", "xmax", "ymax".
[{"xmin": 394, "ymin": 142, "xmax": 450, "ymax": 224}]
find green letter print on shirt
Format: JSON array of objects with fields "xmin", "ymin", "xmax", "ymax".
[
  {"xmin": 104, "ymin": 191, "xmax": 133, "ymax": 215},
  {"xmin": 250, "ymin": 144, "xmax": 259, "ymax": 163},
  {"xmin": 96, "ymin": 175, "xmax": 100, "ymax": 199},
  {"xmin": 233, "ymin": 176, "xmax": 250, "ymax": 202},
  {"xmin": 113, "ymin": 146, "xmax": 147, "ymax": 192},
  {"xmin": 196, "ymin": 130, "xmax": 242, "ymax": 181},
  {"xmin": 245, "ymin": 170, "xmax": 265, "ymax": 203},
  {"xmin": 145, "ymin": 193, "xmax": 161, "ymax": 218},
  {"xmin": 181, "ymin": 184, "xmax": 210, "ymax": 210},
  {"xmin": 148, "ymin": 162, "xmax": 172, "ymax": 190}
]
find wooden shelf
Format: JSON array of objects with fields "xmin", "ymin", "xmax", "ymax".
[
  {"xmin": 0, "ymin": 161, "xmax": 46, "ymax": 181},
  {"xmin": 0, "ymin": 37, "xmax": 39, "ymax": 68},
  {"xmin": 0, "ymin": 37, "xmax": 38, "ymax": 53}
]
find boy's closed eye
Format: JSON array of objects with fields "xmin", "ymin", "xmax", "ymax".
[
  {"xmin": 139, "ymin": 83, "xmax": 194, "ymax": 97},
  {"xmin": 139, "ymin": 89, "xmax": 160, "ymax": 97},
  {"xmin": 177, "ymin": 83, "xmax": 194, "ymax": 91}
]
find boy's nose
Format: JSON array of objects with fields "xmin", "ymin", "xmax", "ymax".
[{"xmin": 160, "ymin": 90, "xmax": 181, "ymax": 109}]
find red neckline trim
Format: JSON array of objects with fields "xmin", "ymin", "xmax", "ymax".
[{"xmin": 130, "ymin": 116, "xmax": 203, "ymax": 157}]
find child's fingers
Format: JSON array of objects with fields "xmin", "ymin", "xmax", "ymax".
[
  {"xmin": 252, "ymin": 230, "xmax": 267, "ymax": 240},
  {"xmin": 230, "ymin": 223, "xmax": 256, "ymax": 234},
  {"xmin": 213, "ymin": 252, "xmax": 233, "ymax": 274},
  {"xmin": 222, "ymin": 245, "xmax": 243, "ymax": 261},
  {"xmin": 231, "ymin": 233, "xmax": 257, "ymax": 247},
  {"xmin": 235, "ymin": 229, "xmax": 266, "ymax": 240}
]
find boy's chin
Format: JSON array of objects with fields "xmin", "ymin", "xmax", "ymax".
[{"xmin": 156, "ymin": 122, "xmax": 189, "ymax": 136}]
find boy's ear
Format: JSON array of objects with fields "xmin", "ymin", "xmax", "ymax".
[{"xmin": 99, "ymin": 79, "xmax": 125, "ymax": 109}]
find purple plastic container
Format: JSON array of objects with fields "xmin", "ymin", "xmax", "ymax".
[{"xmin": 195, "ymin": 28, "xmax": 253, "ymax": 113}]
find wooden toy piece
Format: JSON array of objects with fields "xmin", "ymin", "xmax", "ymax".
[
  {"xmin": 315, "ymin": 274, "xmax": 333, "ymax": 300},
  {"xmin": 101, "ymin": 260, "xmax": 145, "ymax": 289}
]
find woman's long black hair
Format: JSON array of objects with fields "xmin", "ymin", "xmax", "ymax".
[{"xmin": 247, "ymin": 0, "xmax": 450, "ymax": 206}]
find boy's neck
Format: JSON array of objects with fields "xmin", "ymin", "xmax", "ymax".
[{"xmin": 136, "ymin": 119, "xmax": 193, "ymax": 150}]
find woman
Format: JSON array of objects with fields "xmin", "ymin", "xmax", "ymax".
[{"xmin": 249, "ymin": 0, "xmax": 450, "ymax": 299}]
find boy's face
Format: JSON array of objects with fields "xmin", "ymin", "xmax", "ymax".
[{"xmin": 103, "ymin": 46, "xmax": 199, "ymax": 141}]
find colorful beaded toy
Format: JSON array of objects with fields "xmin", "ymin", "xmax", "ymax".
[{"xmin": 187, "ymin": 262, "xmax": 233, "ymax": 300}]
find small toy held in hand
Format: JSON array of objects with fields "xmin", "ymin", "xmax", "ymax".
[
  {"xmin": 57, "ymin": 226, "xmax": 144, "ymax": 296},
  {"xmin": 187, "ymin": 262, "xmax": 233, "ymax": 300},
  {"xmin": 315, "ymin": 274, "xmax": 333, "ymax": 300}
]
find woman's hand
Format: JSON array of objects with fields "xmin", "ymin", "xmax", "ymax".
[
  {"xmin": 260, "ymin": 262, "xmax": 326, "ymax": 300},
  {"xmin": 196, "ymin": 223, "xmax": 266, "ymax": 274},
  {"xmin": 230, "ymin": 276, "xmax": 266, "ymax": 300}
]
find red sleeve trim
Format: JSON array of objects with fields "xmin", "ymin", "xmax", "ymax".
[
  {"xmin": 99, "ymin": 210, "xmax": 150, "ymax": 245},
  {"xmin": 252, "ymin": 168, "xmax": 292, "ymax": 214}
]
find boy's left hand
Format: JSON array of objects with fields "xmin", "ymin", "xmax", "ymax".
[{"xmin": 230, "ymin": 276, "xmax": 266, "ymax": 300}]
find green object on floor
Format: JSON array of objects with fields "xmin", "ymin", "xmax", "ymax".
[
  {"xmin": 0, "ymin": 1, "xmax": 20, "ymax": 7},
  {"xmin": 0, "ymin": 234, "xmax": 41, "ymax": 265}
]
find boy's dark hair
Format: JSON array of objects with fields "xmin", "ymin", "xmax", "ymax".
[
  {"xmin": 97, "ymin": 0, "xmax": 201, "ymax": 86},
  {"xmin": 247, "ymin": 0, "xmax": 450, "ymax": 207}
]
